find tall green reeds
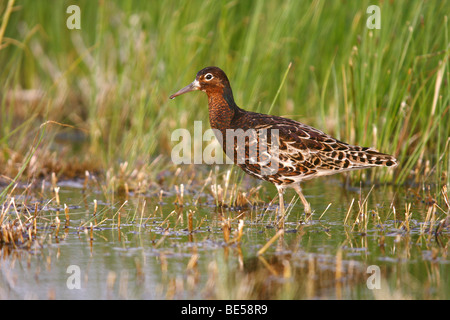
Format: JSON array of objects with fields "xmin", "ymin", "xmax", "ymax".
[{"xmin": 0, "ymin": 0, "xmax": 449, "ymax": 188}]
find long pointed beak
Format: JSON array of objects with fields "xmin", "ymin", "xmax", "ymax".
[{"xmin": 169, "ymin": 80, "xmax": 200, "ymax": 99}]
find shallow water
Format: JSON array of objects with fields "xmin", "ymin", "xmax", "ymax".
[{"xmin": 0, "ymin": 175, "xmax": 448, "ymax": 299}]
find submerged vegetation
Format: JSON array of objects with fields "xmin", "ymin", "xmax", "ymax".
[{"xmin": 0, "ymin": 0, "xmax": 449, "ymax": 300}]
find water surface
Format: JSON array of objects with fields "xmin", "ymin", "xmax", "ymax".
[{"xmin": 0, "ymin": 175, "xmax": 448, "ymax": 299}]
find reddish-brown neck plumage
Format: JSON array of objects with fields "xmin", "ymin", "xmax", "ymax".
[{"xmin": 206, "ymin": 86, "xmax": 239, "ymax": 132}]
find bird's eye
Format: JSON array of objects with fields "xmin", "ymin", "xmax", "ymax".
[{"xmin": 205, "ymin": 73, "xmax": 213, "ymax": 81}]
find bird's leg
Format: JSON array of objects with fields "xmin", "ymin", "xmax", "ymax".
[
  {"xmin": 293, "ymin": 183, "xmax": 311, "ymax": 214},
  {"xmin": 275, "ymin": 185, "xmax": 285, "ymax": 218}
]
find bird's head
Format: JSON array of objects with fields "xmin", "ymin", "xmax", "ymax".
[{"xmin": 169, "ymin": 66, "xmax": 231, "ymax": 99}]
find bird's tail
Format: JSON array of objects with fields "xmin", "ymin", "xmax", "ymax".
[{"xmin": 348, "ymin": 148, "xmax": 398, "ymax": 168}]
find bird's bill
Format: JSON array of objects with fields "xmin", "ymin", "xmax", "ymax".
[{"xmin": 169, "ymin": 80, "xmax": 200, "ymax": 99}]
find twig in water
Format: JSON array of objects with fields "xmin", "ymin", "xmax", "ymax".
[{"xmin": 257, "ymin": 229, "xmax": 284, "ymax": 256}]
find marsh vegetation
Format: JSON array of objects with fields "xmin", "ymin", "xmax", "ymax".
[{"xmin": 0, "ymin": 0, "xmax": 449, "ymax": 299}]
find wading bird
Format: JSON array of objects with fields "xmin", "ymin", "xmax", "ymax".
[{"xmin": 170, "ymin": 67, "xmax": 397, "ymax": 216}]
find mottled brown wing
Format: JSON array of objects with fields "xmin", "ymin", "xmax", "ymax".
[{"xmin": 230, "ymin": 111, "xmax": 397, "ymax": 184}]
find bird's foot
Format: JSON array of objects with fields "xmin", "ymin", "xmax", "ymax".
[{"xmin": 304, "ymin": 203, "xmax": 312, "ymax": 215}]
